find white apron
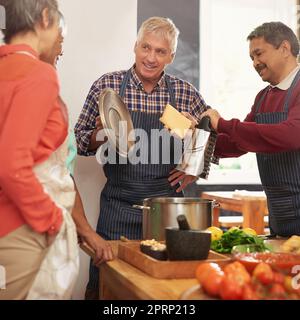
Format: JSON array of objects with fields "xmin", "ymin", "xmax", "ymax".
[{"xmin": 26, "ymin": 136, "xmax": 79, "ymax": 300}]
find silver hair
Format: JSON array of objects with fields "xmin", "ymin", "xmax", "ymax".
[
  {"xmin": 0, "ymin": 0, "xmax": 59, "ymax": 43},
  {"xmin": 137, "ymin": 16, "xmax": 180, "ymax": 54}
]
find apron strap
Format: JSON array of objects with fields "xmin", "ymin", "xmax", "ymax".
[
  {"xmin": 283, "ymin": 68, "xmax": 300, "ymax": 113},
  {"xmin": 119, "ymin": 69, "xmax": 132, "ymax": 98},
  {"xmin": 255, "ymin": 87, "xmax": 269, "ymax": 114},
  {"xmin": 119, "ymin": 69, "xmax": 177, "ymax": 108},
  {"xmin": 165, "ymin": 75, "xmax": 177, "ymax": 107}
]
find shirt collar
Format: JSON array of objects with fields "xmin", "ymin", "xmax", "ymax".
[
  {"xmin": 271, "ymin": 65, "xmax": 300, "ymax": 90},
  {"xmin": 0, "ymin": 44, "xmax": 39, "ymax": 59},
  {"xmin": 130, "ymin": 65, "xmax": 167, "ymax": 91}
]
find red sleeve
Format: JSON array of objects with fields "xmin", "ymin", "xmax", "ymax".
[
  {"xmin": 214, "ymin": 133, "xmax": 247, "ymax": 158},
  {"xmin": 0, "ymin": 64, "xmax": 63, "ymax": 235},
  {"xmin": 216, "ymin": 89, "xmax": 300, "ymax": 154},
  {"xmin": 214, "ymin": 105, "xmax": 256, "ymax": 157}
]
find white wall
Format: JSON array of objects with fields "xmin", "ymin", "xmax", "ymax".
[{"xmin": 57, "ymin": 0, "xmax": 137, "ymax": 299}]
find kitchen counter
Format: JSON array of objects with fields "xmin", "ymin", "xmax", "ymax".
[
  {"xmin": 99, "ymin": 241, "xmax": 198, "ymax": 300},
  {"xmin": 99, "ymin": 239, "xmax": 287, "ymax": 300}
]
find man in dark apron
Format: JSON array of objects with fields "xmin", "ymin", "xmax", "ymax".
[
  {"xmin": 202, "ymin": 22, "xmax": 300, "ymax": 237},
  {"xmin": 75, "ymin": 17, "xmax": 208, "ymax": 299}
]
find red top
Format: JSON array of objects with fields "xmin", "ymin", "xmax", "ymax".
[
  {"xmin": 0, "ymin": 44, "xmax": 67, "ymax": 237},
  {"xmin": 215, "ymin": 81, "xmax": 300, "ymax": 157}
]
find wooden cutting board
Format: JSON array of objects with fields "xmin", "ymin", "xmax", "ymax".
[{"xmin": 118, "ymin": 241, "xmax": 231, "ymax": 279}]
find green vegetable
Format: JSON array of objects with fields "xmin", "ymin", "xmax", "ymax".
[{"xmin": 211, "ymin": 229, "xmax": 268, "ymax": 253}]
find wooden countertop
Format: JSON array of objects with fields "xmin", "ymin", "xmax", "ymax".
[
  {"xmin": 99, "ymin": 241, "xmax": 198, "ymax": 300},
  {"xmin": 99, "ymin": 239, "xmax": 285, "ymax": 300},
  {"xmin": 201, "ymin": 191, "xmax": 268, "ymax": 234}
]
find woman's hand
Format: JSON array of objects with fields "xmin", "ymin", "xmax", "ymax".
[
  {"xmin": 80, "ymin": 231, "xmax": 114, "ymax": 267},
  {"xmin": 71, "ymin": 182, "xmax": 114, "ymax": 266}
]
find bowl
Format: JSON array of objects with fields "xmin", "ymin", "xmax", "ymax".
[
  {"xmin": 165, "ymin": 227, "xmax": 211, "ymax": 261},
  {"xmin": 234, "ymin": 252, "xmax": 300, "ymax": 274},
  {"xmin": 231, "ymin": 244, "xmax": 270, "ymax": 254}
]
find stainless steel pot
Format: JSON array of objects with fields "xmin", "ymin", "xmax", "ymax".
[{"xmin": 133, "ymin": 197, "xmax": 219, "ymax": 240}]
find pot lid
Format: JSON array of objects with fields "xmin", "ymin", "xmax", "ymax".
[{"xmin": 98, "ymin": 88, "xmax": 135, "ymax": 157}]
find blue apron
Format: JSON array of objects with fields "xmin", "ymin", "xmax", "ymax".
[
  {"xmin": 255, "ymin": 69, "xmax": 300, "ymax": 236},
  {"xmin": 87, "ymin": 70, "xmax": 183, "ymax": 289}
]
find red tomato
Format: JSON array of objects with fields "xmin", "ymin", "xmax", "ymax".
[
  {"xmin": 252, "ymin": 280, "xmax": 268, "ymax": 300},
  {"xmin": 202, "ymin": 268, "xmax": 225, "ymax": 297},
  {"xmin": 273, "ymin": 272, "xmax": 285, "ymax": 285},
  {"xmin": 195, "ymin": 262, "xmax": 221, "ymax": 285},
  {"xmin": 224, "ymin": 261, "xmax": 251, "ymax": 286},
  {"xmin": 220, "ymin": 276, "xmax": 243, "ymax": 300},
  {"xmin": 224, "ymin": 261, "xmax": 247, "ymax": 273},
  {"xmin": 253, "ymin": 262, "xmax": 274, "ymax": 285},
  {"xmin": 242, "ymin": 283, "xmax": 259, "ymax": 300},
  {"xmin": 268, "ymin": 283, "xmax": 287, "ymax": 300}
]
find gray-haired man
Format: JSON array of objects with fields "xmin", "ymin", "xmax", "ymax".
[{"xmin": 202, "ymin": 22, "xmax": 300, "ymax": 237}]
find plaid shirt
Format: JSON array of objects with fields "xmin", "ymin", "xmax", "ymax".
[{"xmin": 74, "ymin": 66, "xmax": 208, "ymax": 156}]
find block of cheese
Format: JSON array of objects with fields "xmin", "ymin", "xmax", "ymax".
[{"xmin": 159, "ymin": 104, "xmax": 192, "ymax": 139}]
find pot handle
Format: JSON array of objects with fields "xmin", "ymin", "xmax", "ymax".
[
  {"xmin": 212, "ymin": 200, "xmax": 220, "ymax": 208},
  {"xmin": 132, "ymin": 204, "xmax": 151, "ymax": 210}
]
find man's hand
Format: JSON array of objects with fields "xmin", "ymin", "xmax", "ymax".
[
  {"xmin": 95, "ymin": 115, "xmax": 104, "ymax": 131},
  {"xmin": 88, "ymin": 116, "xmax": 105, "ymax": 151},
  {"xmin": 168, "ymin": 169, "xmax": 198, "ymax": 193},
  {"xmin": 80, "ymin": 231, "xmax": 114, "ymax": 267},
  {"xmin": 181, "ymin": 112, "xmax": 198, "ymax": 129},
  {"xmin": 200, "ymin": 109, "xmax": 221, "ymax": 132}
]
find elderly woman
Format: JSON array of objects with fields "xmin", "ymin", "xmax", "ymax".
[
  {"xmin": 40, "ymin": 10, "xmax": 114, "ymax": 274},
  {"xmin": 0, "ymin": 0, "xmax": 78, "ymax": 300}
]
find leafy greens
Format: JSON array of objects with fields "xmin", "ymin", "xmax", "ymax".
[{"xmin": 211, "ymin": 229, "xmax": 268, "ymax": 253}]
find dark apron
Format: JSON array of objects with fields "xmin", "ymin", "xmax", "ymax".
[
  {"xmin": 255, "ymin": 69, "xmax": 300, "ymax": 236},
  {"xmin": 87, "ymin": 70, "xmax": 183, "ymax": 289}
]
